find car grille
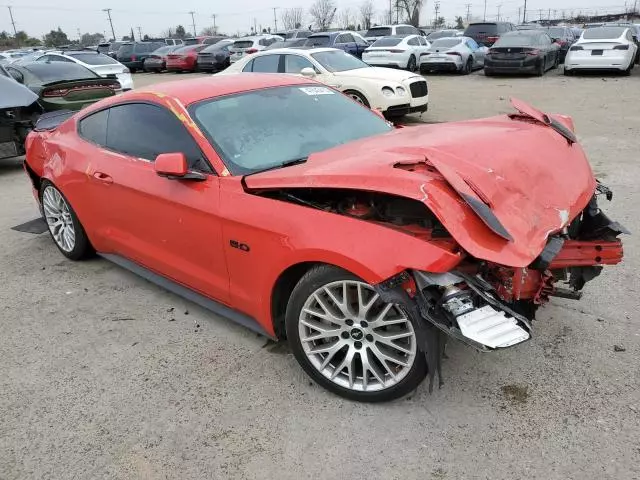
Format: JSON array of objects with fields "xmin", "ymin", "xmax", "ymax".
[{"xmin": 409, "ymin": 80, "xmax": 428, "ymax": 98}]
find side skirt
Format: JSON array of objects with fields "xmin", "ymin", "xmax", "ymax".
[{"xmin": 99, "ymin": 253, "xmax": 274, "ymax": 339}]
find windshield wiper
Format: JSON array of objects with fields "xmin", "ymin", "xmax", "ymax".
[{"xmin": 246, "ymin": 156, "xmax": 308, "ymax": 176}]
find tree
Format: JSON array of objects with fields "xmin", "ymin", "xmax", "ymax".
[
  {"xmin": 359, "ymin": 0, "xmax": 375, "ymax": 30},
  {"xmin": 455, "ymin": 16, "xmax": 464, "ymax": 29},
  {"xmin": 200, "ymin": 26, "xmax": 218, "ymax": 36},
  {"xmin": 80, "ymin": 32, "xmax": 103, "ymax": 46},
  {"xmin": 434, "ymin": 16, "xmax": 445, "ymax": 27},
  {"xmin": 338, "ymin": 8, "xmax": 352, "ymax": 29},
  {"xmin": 175, "ymin": 25, "xmax": 187, "ymax": 38},
  {"xmin": 44, "ymin": 27, "xmax": 70, "ymax": 47},
  {"xmin": 281, "ymin": 7, "xmax": 304, "ymax": 30},
  {"xmin": 143, "ymin": 34, "xmax": 150, "ymax": 41},
  {"xmin": 309, "ymin": 0, "xmax": 336, "ymax": 31},
  {"xmin": 395, "ymin": 0, "xmax": 423, "ymax": 26}
]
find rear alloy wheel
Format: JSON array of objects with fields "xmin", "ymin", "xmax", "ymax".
[
  {"xmin": 407, "ymin": 55, "xmax": 417, "ymax": 72},
  {"xmin": 462, "ymin": 57, "xmax": 473, "ymax": 75},
  {"xmin": 40, "ymin": 181, "xmax": 91, "ymax": 260},
  {"xmin": 344, "ymin": 90, "xmax": 370, "ymax": 108},
  {"xmin": 286, "ymin": 265, "xmax": 427, "ymax": 402},
  {"xmin": 536, "ymin": 59, "xmax": 545, "ymax": 76}
]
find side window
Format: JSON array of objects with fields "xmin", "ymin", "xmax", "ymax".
[
  {"xmin": 250, "ymin": 54, "xmax": 280, "ymax": 72},
  {"xmin": 407, "ymin": 37, "xmax": 419, "ymax": 46},
  {"xmin": 418, "ymin": 36, "xmax": 427, "ymax": 46},
  {"xmin": 541, "ymin": 35, "xmax": 551, "ymax": 45},
  {"xmin": 284, "ymin": 54, "xmax": 315, "ymax": 73},
  {"xmin": 342, "ymin": 33, "xmax": 355, "ymax": 43},
  {"xmin": 467, "ymin": 38, "xmax": 479, "ymax": 49},
  {"xmin": 242, "ymin": 59, "xmax": 255, "ymax": 72},
  {"xmin": 397, "ymin": 26, "xmax": 410, "ymax": 35},
  {"xmin": 335, "ymin": 34, "xmax": 345, "ymax": 44},
  {"xmin": 36, "ymin": 55, "xmax": 50, "ymax": 62},
  {"xmin": 78, "ymin": 109, "xmax": 109, "ymax": 146},
  {"xmin": 106, "ymin": 103, "xmax": 207, "ymax": 170},
  {"xmin": 50, "ymin": 55, "xmax": 73, "ymax": 62},
  {"xmin": 259, "ymin": 38, "xmax": 268, "ymax": 46}
]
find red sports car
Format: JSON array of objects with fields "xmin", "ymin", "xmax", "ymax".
[
  {"xmin": 166, "ymin": 44, "xmax": 208, "ymax": 72},
  {"xmin": 24, "ymin": 75, "xmax": 626, "ymax": 402}
]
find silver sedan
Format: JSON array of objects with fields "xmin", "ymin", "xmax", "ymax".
[{"xmin": 419, "ymin": 36, "xmax": 488, "ymax": 74}]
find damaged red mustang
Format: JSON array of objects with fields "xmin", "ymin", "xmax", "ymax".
[{"xmin": 23, "ymin": 75, "xmax": 626, "ymax": 402}]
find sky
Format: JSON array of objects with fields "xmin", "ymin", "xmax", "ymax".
[{"xmin": 1, "ymin": 0, "xmax": 634, "ymax": 40}]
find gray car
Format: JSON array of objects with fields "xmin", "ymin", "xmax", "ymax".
[{"xmin": 419, "ymin": 36, "xmax": 488, "ymax": 74}]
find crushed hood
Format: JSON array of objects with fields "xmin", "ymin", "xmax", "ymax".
[
  {"xmin": 0, "ymin": 75, "xmax": 38, "ymax": 109},
  {"xmin": 244, "ymin": 99, "xmax": 596, "ymax": 268}
]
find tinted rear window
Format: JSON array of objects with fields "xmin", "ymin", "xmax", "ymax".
[
  {"xmin": 365, "ymin": 27, "xmax": 392, "ymax": 37},
  {"xmin": 583, "ymin": 27, "xmax": 626, "ymax": 39},
  {"xmin": 68, "ymin": 53, "xmax": 119, "ymax": 65},
  {"xmin": 296, "ymin": 31, "xmax": 312, "ymax": 38},
  {"xmin": 494, "ymin": 33, "xmax": 538, "ymax": 46},
  {"xmin": 430, "ymin": 38, "xmax": 462, "ymax": 48},
  {"xmin": 118, "ymin": 44, "xmax": 133, "ymax": 55},
  {"xmin": 233, "ymin": 40, "xmax": 255, "ymax": 49},
  {"xmin": 305, "ymin": 35, "xmax": 331, "ymax": 46},
  {"xmin": 183, "ymin": 38, "xmax": 199, "ymax": 45},
  {"xmin": 24, "ymin": 62, "xmax": 99, "ymax": 82},
  {"xmin": 546, "ymin": 27, "xmax": 566, "ymax": 37},
  {"xmin": 465, "ymin": 23, "xmax": 498, "ymax": 34},
  {"xmin": 371, "ymin": 37, "xmax": 403, "ymax": 47}
]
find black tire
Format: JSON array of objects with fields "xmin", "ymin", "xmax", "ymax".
[
  {"xmin": 39, "ymin": 180, "xmax": 92, "ymax": 261},
  {"xmin": 462, "ymin": 57, "xmax": 473, "ymax": 75},
  {"xmin": 535, "ymin": 59, "xmax": 545, "ymax": 76},
  {"xmin": 285, "ymin": 265, "xmax": 428, "ymax": 402},
  {"xmin": 407, "ymin": 55, "xmax": 417, "ymax": 72},
  {"xmin": 129, "ymin": 67, "xmax": 137, "ymax": 74},
  {"xmin": 484, "ymin": 68, "xmax": 495, "ymax": 77},
  {"xmin": 622, "ymin": 61, "xmax": 633, "ymax": 76},
  {"xmin": 343, "ymin": 90, "xmax": 370, "ymax": 108},
  {"xmin": 563, "ymin": 67, "xmax": 573, "ymax": 76}
]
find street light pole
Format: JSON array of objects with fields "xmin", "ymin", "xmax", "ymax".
[{"xmin": 189, "ymin": 11, "xmax": 196, "ymax": 36}]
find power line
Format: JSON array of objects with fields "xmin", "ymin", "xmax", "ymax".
[
  {"xmin": 7, "ymin": 5, "xmax": 17, "ymax": 35},
  {"xmin": 102, "ymin": 8, "xmax": 116, "ymax": 41},
  {"xmin": 189, "ymin": 10, "xmax": 196, "ymax": 36}
]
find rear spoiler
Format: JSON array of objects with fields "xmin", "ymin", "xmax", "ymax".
[{"xmin": 34, "ymin": 110, "xmax": 76, "ymax": 132}]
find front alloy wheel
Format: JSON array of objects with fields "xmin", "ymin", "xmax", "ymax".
[{"xmin": 286, "ymin": 265, "xmax": 427, "ymax": 402}]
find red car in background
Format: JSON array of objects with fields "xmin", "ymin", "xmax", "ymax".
[
  {"xmin": 166, "ymin": 44, "xmax": 208, "ymax": 72},
  {"xmin": 23, "ymin": 75, "xmax": 625, "ymax": 402}
]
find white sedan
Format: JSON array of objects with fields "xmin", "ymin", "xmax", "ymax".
[
  {"xmin": 362, "ymin": 35, "xmax": 431, "ymax": 71},
  {"xmin": 33, "ymin": 51, "xmax": 133, "ymax": 90},
  {"xmin": 564, "ymin": 26, "xmax": 637, "ymax": 75},
  {"xmin": 217, "ymin": 47, "xmax": 428, "ymax": 117}
]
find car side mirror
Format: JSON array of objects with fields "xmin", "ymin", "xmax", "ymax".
[
  {"xmin": 155, "ymin": 153, "xmax": 206, "ymax": 181},
  {"xmin": 300, "ymin": 67, "xmax": 316, "ymax": 77}
]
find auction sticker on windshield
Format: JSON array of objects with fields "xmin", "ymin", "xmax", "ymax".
[{"xmin": 299, "ymin": 87, "xmax": 334, "ymax": 95}]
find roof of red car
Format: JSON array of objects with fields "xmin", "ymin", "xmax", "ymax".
[{"xmin": 133, "ymin": 74, "xmax": 314, "ymax": 105}]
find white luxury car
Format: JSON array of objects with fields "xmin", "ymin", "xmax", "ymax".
[
  {"xmin": 228, "ymin": 35, "xmax": 284, "ymax": 64},
  {"xmin": 363, "ymin": 24, "xmax": 423, "ymax": 43},
  {"xmin": 217, "ymin": 47, "xmax": 428, "ymax": 117},
  {"xmin": 419, "ymin": 36, "xmax": 488, "ymax": 74},
  {"xmin": 32, "ymin": 50, "xmax": 133, "ymax": 90},
  {"xmin": 362, "ymin": 35, "xmax": 431, "ymax": 71},
  {"xmin": 564, "ymin": 25, "xmax": 638, "ymax": 74}
]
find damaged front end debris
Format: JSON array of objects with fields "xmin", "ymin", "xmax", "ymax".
[{"xmin": 375, "ymin": 187, "xmax": 627, "ymax": 392}]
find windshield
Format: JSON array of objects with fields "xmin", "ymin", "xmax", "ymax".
[
  {"xmin": 233, "ymin": 40, "xmax": 255, "ymax": 49},
  {"xmin": 365, "ymin": 27, "xmax": 392, "ymax": 37},
  {"xmin": 311, "ymin": 50, "xmax": 368, "ymax": 72},
  {"xmin": 465, "ymin": 23, "xmax": 498, "ymax": 34},
  {"xmin": 305, "ymin": 35, "xmax": 331, "ymax": 46},
  {"xmin": 24, "ymin": 62, "xmax": 99, "ymax": 82},
  {"xmin": 546, "ymin": 27, "xmax": 566, "ymax": 37},
  {"xmin": 296, "ymin": 31, "xmax": 312, "ymax": 38},
  {"xmin": 371, "ymin": 37, "xmax": 403, "ymax": 47},
  {"xmin": 430, "ymin": 38, "xmax": 462, "ymax": 48},
  {"xmin": 189, "ymin": 85, "xmax": 392, "ymax": 175},
  {"xmin": 68, "ymin": 53, "xmax": 119, "ymax": 65},
  {"xmin": 427, "ymin": 30, "xmax": 457, "ymax": 40},
  {"xmin": 494, "ymin": 34, "xmax": 538, "ymax": 46},
  {"xmin": 583, "ymin": 27, "xmax": 626, "ymax": 39}
]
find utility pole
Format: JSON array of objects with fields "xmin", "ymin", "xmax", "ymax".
[
  {"xmin": 254, "ymin": 18, "xmax": 257, "ymax": 34},
  {"xmin": 389, "ymin": 0, "xmax": 393, "ymax": 24},
  {"xmin": 103, "ymin": 8, "xmax": 116, "ymax": 41},
  {"xmin": 483, "ymin": 0, "xmax": 488, "ymax": 21},
  {"xmin": 137, "ymin": 26, "xmax": 142, "ymax": 39},
  {"xmin": 434, "ymin": 1, "xmax": 440, "ymax": 27},
  {"xmin": 273, "ymin": 7, "xmax": 278, "ymax": 32},
  {"xmin": 189, "ymin": 11, "xmax": 196, "ymax": 36},
  {"xmin": 522, "ymin": 0, "xmax": 527, "ymax": 23},
  {"xmin": 212, "ymin": 14, "xmax": 217, "ymax": 34},
  {"xmin": 77, "ymin": 28, "xmax": 82, "ymax": 43},
  {"xmin": 497, "ymin": 4, "xmax": 502, "ymax": 21},
  {"xmin": 548, "ymin": 8, "xmax": 551, "ymax": 20},
  {"xmin": 538, "ymin": 9, "xmax": 542, "ymax": 20},
  {"xmin": 518, "ymin": 7, "xmax": 522, "ymax": 22},
  {"xmin": 7, "ymin": 6, "xmax": 17, "ymax": 36},
  {"xmin": 465, "ymin": 3, "xmax": 472, "ymax": 23}
]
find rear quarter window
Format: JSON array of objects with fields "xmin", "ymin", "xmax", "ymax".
[{"xmin": 79, "ymin": 109, "xmax": 109, "ymax": 146}]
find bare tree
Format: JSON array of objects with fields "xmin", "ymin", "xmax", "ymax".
[
  {"xmin": 309, "ymin": 0, "xmax": 337, "ymax": 31},
  {"xmin": 359, "ymin": 0, "xmax": 375, "ymax": 29},
  {"xmin": 338, "ymin": 7, "xmax": 352, "ymax": 29},
  {"xmin": 199, "ymin": 26, "xmax": 218, "ymax": 36},
  {"xmin": 281, "ymin": 7, "xmax": 305, "ymax": 30},
  {"xmin": 395, "ymin": 0, "xmax": 424, "ymax": 26}
]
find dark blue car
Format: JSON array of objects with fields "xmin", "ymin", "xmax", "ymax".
[{"xmin": 303, "ymin": 31, "xmax": 370, "ymax": 58}]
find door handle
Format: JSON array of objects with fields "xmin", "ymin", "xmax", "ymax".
[{"xmin": 93, "ymin": 172, "xmax": 113, "ymax": 184}]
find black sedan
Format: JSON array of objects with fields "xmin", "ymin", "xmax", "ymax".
[
  {"xmin": 484, "ymin": 31, "xmax": 560, "ymax": 76},
  {"xmin": 544, "ymin": 26, "xmax": 576, "ymax": 62},
  {"xmin": 196, "ymin": 39, "xmax": 234, "ymax": 72}
]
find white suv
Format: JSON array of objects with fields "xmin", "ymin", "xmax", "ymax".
[{"xmin": 229, "ymin": 35, "xmax": 284, "ymax": 63}]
